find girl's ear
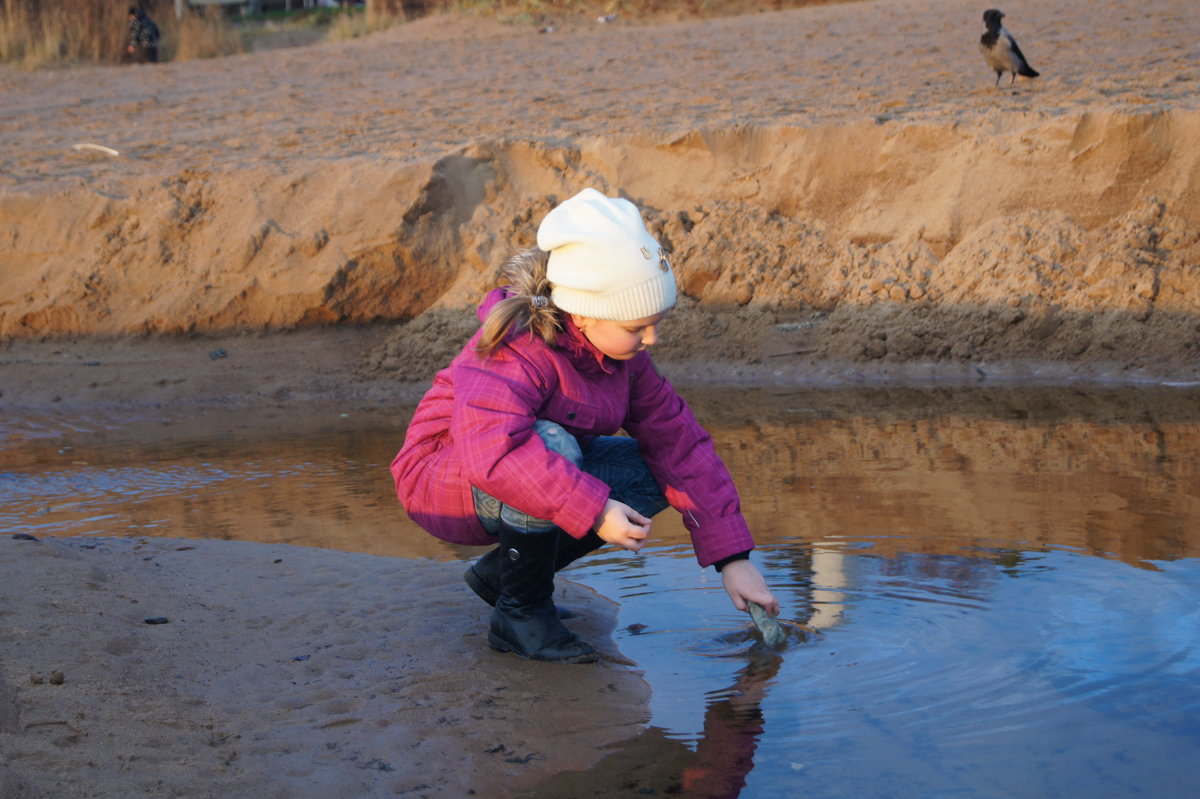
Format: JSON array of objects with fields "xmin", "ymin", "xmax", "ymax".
[{"xmin": 570, "ymin": 313, "xmax": 590, "ymax": 332}]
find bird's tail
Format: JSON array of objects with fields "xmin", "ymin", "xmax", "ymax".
[{"xmin": 1019, "ymin": 66, "xmax": 1039, "ymax": 78}]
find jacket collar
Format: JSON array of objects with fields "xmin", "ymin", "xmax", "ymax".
[
  {"xmin": 482, "ymin": 286, "xmax": 616, "ymax": 375},
  {"xmin": 559, "ymin": 314, "xmax": 616, "ymax": 376}
]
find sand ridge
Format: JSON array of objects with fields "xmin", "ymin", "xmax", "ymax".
[{"xmin": 0, "ymin": 0, "xmax": 1197, "ymax": 386}]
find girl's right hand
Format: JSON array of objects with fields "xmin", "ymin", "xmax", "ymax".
[{"xmin": 594, "ymin": 498, "xmax": 651, "ymax": 553}]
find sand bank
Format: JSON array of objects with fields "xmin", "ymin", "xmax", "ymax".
[
  {"xmin": 0, "ymin": 535, "xmax": 646, "ymax": 798},
  {"xmin": 1, "ymin": 0, "xmax": 1198, "ymax": 382},
  {"xmin": 2, "ymin": 1, "xmax": 1200, "ymax": 795}
]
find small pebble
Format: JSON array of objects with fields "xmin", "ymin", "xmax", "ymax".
[
  {"xmin": 748, "ymin": 601, "xmax": 787, "ymax": 649},
  {"xmin": 208, "ymin": 348, "xmax": 228, "ymax": 360},
  {"xmin": 144, "ymin": 616, "xmax": 170, "ymax": 625},
  {"xmin": 12, "ymin": 533, "xmax": 39, "ymax": 541},
  {"xmin": 49, "ymin": 671, "xmax": 65, "ymax": 685}
]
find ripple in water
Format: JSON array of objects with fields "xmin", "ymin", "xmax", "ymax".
[
  {"xmin": 568, "ymin": 543, "xmax": 1200, "ymax": 797},
  {"xmin": 682, "ymin": 620, "xmax": 817, "ymax": 659}
]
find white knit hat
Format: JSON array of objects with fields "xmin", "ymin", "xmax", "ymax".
[{"xmin": 537, "ymin": 188, "xmax": 676, "ymax": 321}]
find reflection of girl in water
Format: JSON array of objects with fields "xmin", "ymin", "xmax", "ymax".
[
  {"xmin": 525, "ymin": 652, "xmax": 783, "ymax": 797},
  {"xmin": 392, "ymin": 188, "xmax": 779, "ymax": 664},
  {"xmin": 681, "ymin": 653, "xmax": 781, "ymax": 798}
]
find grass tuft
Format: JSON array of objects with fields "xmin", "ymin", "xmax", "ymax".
[{"xmin": 1, "ymin": 0, "xmax": 837, "ymax": 68}]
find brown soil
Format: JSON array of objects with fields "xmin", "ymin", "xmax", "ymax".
[
  {"xmin": 1, "ymin": 0, "xmax": 1198, "ymax": 403},
  {"xmin": 0, "ymin": 535, "xmax": 646, "ymax": 799},
  {"xmin": 2, "ymin": 2, "xmax": 1199, "ymax": 796}
]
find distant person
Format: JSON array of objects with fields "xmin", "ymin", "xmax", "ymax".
[
  {"xmin": 979, "ymin": 8, "xmax": 1039, "ymax": 86},
  {"xmin": 391, "ymin": 188, "xmax": 780, "ymax": 664},
  {"xmin": 127, "ymin": 6, "xmax": 160, "ymax": 64}
]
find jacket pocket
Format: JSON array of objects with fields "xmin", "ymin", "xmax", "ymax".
[{"xmin": 540, "ymin": 393, "xmax": 601, "ymax": 433}]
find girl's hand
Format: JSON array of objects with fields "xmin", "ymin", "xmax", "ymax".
[
  {"xmin": 594, "ymin": 498, "xmax": 651, "ymax": 553},
  {"xmin": 720, "ymin": 559, "xmax": 780, "ymax": 616}
]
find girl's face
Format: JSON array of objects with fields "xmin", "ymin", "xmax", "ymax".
[{"xmin": 572, "ymin": 311, "xmax": 670, "ymax": 361}]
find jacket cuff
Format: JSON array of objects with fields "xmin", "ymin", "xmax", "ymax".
[
  {"xmin": 689, "ymin": 514, "xmax": 756, "ymax": 568},
  {"xmin": 549, "ymin": 474, "xmax": 610, "ymax": 539},
  {"xmin": 712, "ymin": 551, "xmax": 751, "ymax": 572}
]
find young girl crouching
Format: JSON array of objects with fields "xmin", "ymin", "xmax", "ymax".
[{"xmin": 391, "ymin": 188, "xmax": 779, "ymax": 664}]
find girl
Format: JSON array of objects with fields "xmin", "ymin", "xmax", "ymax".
[{"xmin": 391, "ymin": 188, "xmax": 779, "ymax": 664}]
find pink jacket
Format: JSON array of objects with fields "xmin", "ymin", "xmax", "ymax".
[{"xmin": 390, "ymin": 288, "xmax": 755, "ymax": 567}]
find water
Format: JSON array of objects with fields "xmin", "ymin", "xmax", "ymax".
[{"xmin": 4, "ymin": 386, "xmax": 1200, "ymax": 797}]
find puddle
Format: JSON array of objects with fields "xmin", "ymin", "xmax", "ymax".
[{"xmin": 3, "ymin": 386, "xmax": 1200, "ymax": 797}]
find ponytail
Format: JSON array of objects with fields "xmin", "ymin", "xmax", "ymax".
[{"xmin": 475, "ymin": 247, "xmax": 562, "ymax": 357}]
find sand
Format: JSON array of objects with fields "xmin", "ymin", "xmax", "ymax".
[
  {"xmin": 0, "ymin": 535, "xmax": 646, "ymax": 798},
  {"xmin": 0, "ymin": 0, "xmax": 1198, "ymax": 382},
  {"xmin": 2, "ymin": 0, "xmax": 1200, "ymax": 796}
]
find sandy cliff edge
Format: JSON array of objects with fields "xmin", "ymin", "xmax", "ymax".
[{"xmin": 1, "ymin": 0, "xmax": 1198, "ymax": 385}]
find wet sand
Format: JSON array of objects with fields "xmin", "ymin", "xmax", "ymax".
[
  {"xmin": 0, "ymin": 535, "xmax": 647, "ymax": 798},
  {"xmin": 2, "ymin": 0, "xmax": 1199, "ymax": 795}
]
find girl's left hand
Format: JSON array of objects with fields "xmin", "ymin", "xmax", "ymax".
[
  {"xmin": 594, "ymin": 498, "xmax": 652, "ymax": 553},
  {"xmin": 720, "ymin": 559, "xmax": 780, "ymax": 616}
]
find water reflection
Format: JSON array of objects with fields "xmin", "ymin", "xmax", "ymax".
[
  {"xmin": 4, "ymin": 386, "xmax": 1198, "ymax": 566},
  {"xmin": 548, "ymin": 542, "xmax": 1200, "ymax": 798},
  {"xmin": 0, "ymin": 407, "xmax": 447, "ymax": 559},
  {"xmin": 3, "ymin": 386, "xmax": 1200, "ymax": 797},
  {"xmin": 521, "ymin": 652, "xmax": 784, "ymax": 799},
  {"xmin": 809, "ymin": 546, "xmax": 848, "ymax": 629}
]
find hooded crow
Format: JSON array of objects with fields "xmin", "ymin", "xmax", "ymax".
[{"xmin": 980, "ymin": 9, "xmax": 1039, "ymax": 86}]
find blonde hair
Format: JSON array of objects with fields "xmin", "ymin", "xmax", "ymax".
[{"xmin": 475, "ymin": 247, "xmax": 562, "ymax": 357}]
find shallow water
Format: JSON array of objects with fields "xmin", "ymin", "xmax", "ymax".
[{"xmin": 4, "ymin": 386, "xmax": 1200, "ymax": 798}]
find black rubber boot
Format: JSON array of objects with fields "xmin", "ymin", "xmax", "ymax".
[
  {"xmin": 487, "ymin": 526, "xmax": 597, "ymax": 664},
  {"xmin": 554, "ymin": 530, "xmax": 606, "ymax": 571},
  {"xmin": 464, "ymin": 530, "xmax": 604, "ymax": 617},
  {"xmin": 464, "ymin": 546, "xmax": 504, "ymax": 607}
]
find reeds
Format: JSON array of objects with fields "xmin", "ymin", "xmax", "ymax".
[
  {"xmin": 1, "ymin": 0, "xmax": 125, "ymax": 66},
  {"xmin": 169, "ymin": 6, "xmax": 243, "ymax": 62},
  {"xmin": 0, "ymin": 0, "xmax": 241, "ymax": 68},
  {"xmin": 0, "ymin": 0, "xmax": 828, "ymax": 68}
]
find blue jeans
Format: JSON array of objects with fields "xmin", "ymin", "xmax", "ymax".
[{"xmin": 472, "ymin": 420, "xmax": 669, "ymax": 535}]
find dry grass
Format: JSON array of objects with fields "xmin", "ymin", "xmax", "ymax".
[
  {"xmin": 327, "ymin": 7, "xmax": 388, "ymax": 42},
  {"xmin": 1, "ymin": 0, "xmax": 126, "ymax": 66},
  {"xmin": 0, "ymin": 0, "xmax": 240, "ymax": 68},
  {"xmin": 0, "ymin": 0, "xmax": 841, "ymax": 68},
  {"xmin": 167, "ymin": 6, "xmax": 243, "ymax": 62}
]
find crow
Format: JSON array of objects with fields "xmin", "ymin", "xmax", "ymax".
[{"xmin": 980, "ymin": 8, "xmax": 1039, "ymax": 86}]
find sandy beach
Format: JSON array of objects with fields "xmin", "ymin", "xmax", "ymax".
[
  {"xmin": 1, "ymin": 0, "xmax": 1198, "ymax": 381},
  {"xmin": 2, "ymin": 0, "xmax": 1200, "ymax": 795},
  {"xmin": 0, "ymin": 534, "xmax": 647, "ymax": 798}
]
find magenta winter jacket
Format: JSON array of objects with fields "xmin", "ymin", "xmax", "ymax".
[{"xmin": 390, "ymin": 288, "xmax": 755, "ymax": 568}]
